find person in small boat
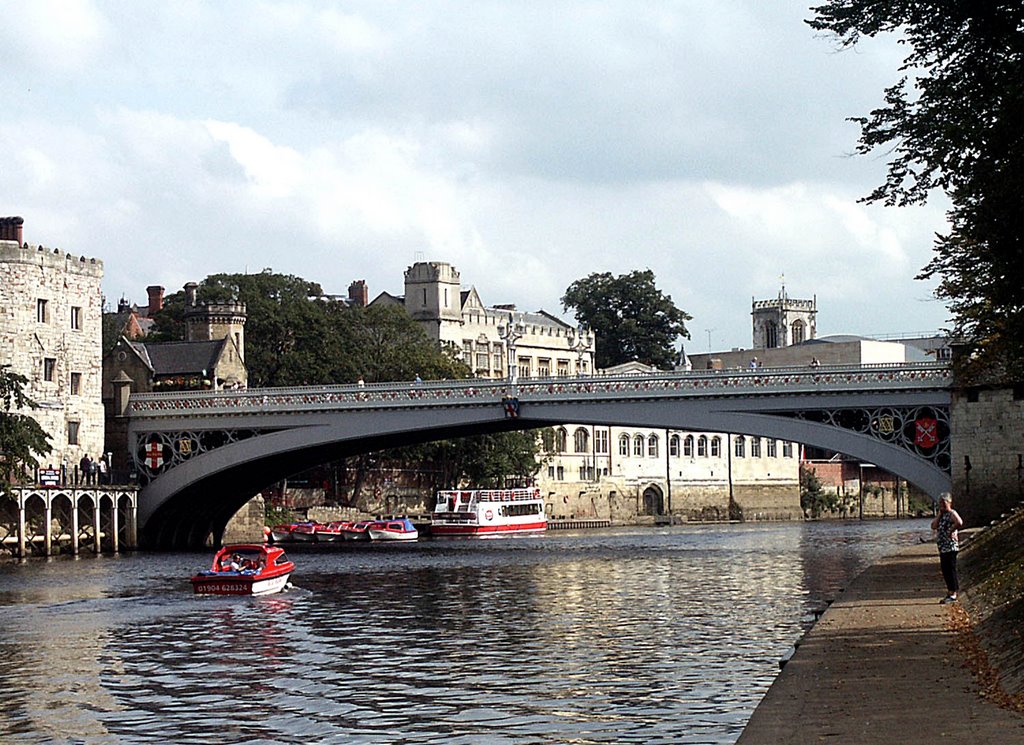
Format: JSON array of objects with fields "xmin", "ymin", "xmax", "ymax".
[{"xmin": 227, "ymin": 554, "xmax": 244, "ymax": 572}]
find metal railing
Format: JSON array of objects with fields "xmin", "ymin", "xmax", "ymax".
[{"xmin": 127, "ymin": 362, "xmax": 952, "ymax": 418}]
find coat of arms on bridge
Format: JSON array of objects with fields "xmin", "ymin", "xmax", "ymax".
[{"xmin": 914, "ymin": 417, "xmax": 939, "ymax": 449}]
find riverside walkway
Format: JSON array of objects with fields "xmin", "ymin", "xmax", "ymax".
[{"xmin": 738, "ymin": 541, "xmax": 1024, "ymax": 744}]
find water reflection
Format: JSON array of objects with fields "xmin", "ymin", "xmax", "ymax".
[{"xmin": 0, "ymin": 520, "xmax": 925, "ymax": 744}]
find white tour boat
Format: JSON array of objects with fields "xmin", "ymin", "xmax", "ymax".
[{"xmin": 431, "ymin": 487, "xmax": 547, "ymax": 537}]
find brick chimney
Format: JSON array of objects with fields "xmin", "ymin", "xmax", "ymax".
[
  {"xmin": 0, "ymin": 216, "xmax": 24, "ymax": 243},
  {"xmin": 348, "ymin": 280, "xmax": 369, "ymax": 307},
  {"xmin": 146, "ymin": 285, "xmax": 165, "ymax": 315}
]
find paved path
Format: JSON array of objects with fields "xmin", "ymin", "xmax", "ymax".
[{"xmin": 738, "ymin": 542, "xmax": 1024, "ymax": 744}]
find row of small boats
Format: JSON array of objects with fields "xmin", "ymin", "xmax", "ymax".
[{"xmin": 269, "ymin": 517, "xmax": 419, "ymax": 543}]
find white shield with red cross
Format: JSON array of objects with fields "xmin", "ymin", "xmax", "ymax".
[{"xmin": 145, "ymin": 441, "xmax": 165, "ymax": 470}]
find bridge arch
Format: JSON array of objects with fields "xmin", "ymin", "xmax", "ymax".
[{"xmin": 130, "ymin": 365, "xmax": 952, "ymax": 548}]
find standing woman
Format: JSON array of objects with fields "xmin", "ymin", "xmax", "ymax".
[{"xmin": 931, "ymin": 493, "xmax": 964, "ymax": 603}]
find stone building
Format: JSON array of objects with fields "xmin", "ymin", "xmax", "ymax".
[
  {"xmin": 102, "ymin": 283, "xmax": 247, "ymax": 477},
  {"xmin": 372, "ymin": 260, "xmax": 800, "ymax": 522},
  {"xmin": 0, "ymin": 216, "xmax": 105, "ymax": 478},
  {"xmin": 372, "ymin": 261, "xmax": 595, "ymax": 379},
  {"xmin": 752, "ymin": 283, "xmax": 817, "ymax": 349}
]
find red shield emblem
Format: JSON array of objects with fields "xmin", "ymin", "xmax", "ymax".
[
  {"xmin": 145, "ymin": 441, "xmax": 165, "ymax": 470},
  {"xmin": 914, "ymin": 418, "xmax": 938, "ymax": 449}
]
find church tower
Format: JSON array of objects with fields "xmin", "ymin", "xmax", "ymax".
[
  {"xmin": 403, "ymin": 261, "xmax": 463, "ymax": 340},
  {"xmin": 751, "ymin": 281, "xmax": 816, "ymax": 349}
]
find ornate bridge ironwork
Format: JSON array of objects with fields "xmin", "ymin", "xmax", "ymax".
[{"xmin": 126, "ymin": 362, "xmax": 952, "ymax": 548}]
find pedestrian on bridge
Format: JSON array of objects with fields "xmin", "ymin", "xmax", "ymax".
[{"xmin": 931, "ymin": 493, "xmax": 963, "ymax": 604}]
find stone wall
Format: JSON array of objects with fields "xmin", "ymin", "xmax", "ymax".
[
  {"xmin": 221, "ymin": 495, "xmax": 268, "ymax": 544},
  {"xmin": 0, "ymin": 237, "xmax": 105, "ymax": 474},
  {"xmin": 951, "ymin": 385, "xmax": 1024, "ymax": 527}
]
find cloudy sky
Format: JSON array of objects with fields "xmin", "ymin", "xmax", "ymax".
[{"xmin": 1, "ymin": 0, "xmax": 950, "ymax": 353}]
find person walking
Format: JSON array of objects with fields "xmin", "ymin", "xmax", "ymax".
[
  {"xmin": 79, "ymin": 454, "xmax": 92, "ymax": 485},
  {"xmin": 97, "ymin": 456, "xmax": 108, "ymax": 485},
  {"xmin": 931, "ymin": 493, "xmax": 964, "ymax": 603}
]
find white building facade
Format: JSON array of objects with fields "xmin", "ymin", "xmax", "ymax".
[{"xmin": 376, "ymin": 261, "xmax": 801, "ymax": 522}]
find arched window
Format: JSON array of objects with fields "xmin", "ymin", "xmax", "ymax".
[
  {"xmin": 574, "ymin": 427, "xmax": 589, "ymax": 453},
  {"xmin": 555, "ymin": 427, "xmax": 567, "ymax": 453},
  {"xmin": 647, "ymin": 434, "xmax": 659, "ymax": 458},
  {"xmin": 791, "ymin": 319, "xmax": 805, "ymax": 344},
  {"xmin": 684, "ymin": 435, "xmax": 694, "ymax": 457},
  {"xmin": 711, "ymin": 436, "xmax": 721, "ymax": 457},
  {"xmin": 765, "ymin": 321, "xmax": 778, "ymax": 348},
  {"xmin": 619, "ymin": 434, "xmax": 631, "ymax": 456},
  {"xmin": 751, "ymin": 437, "xmax": 761, "ymax": 457},
  {"xmin": 734, "ymin": 436, "xmax": 745, "ymax": 458},
  {"xmin": 697, "ymin": 435, "xmax": 708, "ymax": 457},
  {"xmin": 633, "ymin": 435, "xmax": 644, "ymax": 456},
  {"xmin": 541, "ymin": 429, "xmax": 555, "ymax": 452},
  {"xmin": 767, "ymin": 439, "xmax": 778, "ymax": 457},
  {"xmin": 669, "ymin": 434, "xmax": 680, "ymax": 457}
]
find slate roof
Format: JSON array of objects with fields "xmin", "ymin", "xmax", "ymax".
[{"xmin": 129, "ymin": 339, "xmax": 228, "ymax": 377}]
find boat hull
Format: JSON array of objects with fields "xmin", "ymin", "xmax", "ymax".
[
  {"xmin": 367, "ymin": 529, "xmax": 418, "ymax": 541},
  {"xmin": 191, "ymin": 570, "xmax": 291, "ymax": 596},
  {"xmin": 431, "ymin": 521, "xmax": 546, "ymax": 537}
]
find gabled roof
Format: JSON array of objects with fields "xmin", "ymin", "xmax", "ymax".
[
  {"xmin": 134, "ymin": 339, "xmax": 228, "ymax": 377},
  {"xmin": 461, "ymin": 287, "xmax": 484, "ymax": 310}
]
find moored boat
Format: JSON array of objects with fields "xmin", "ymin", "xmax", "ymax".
[
  {"xmin": 341, "ymin": 520, "xmax": 373, "ymax": 541},
  {"xmin": 288, "ymin": 522, "xmax": 318, "ymax": 542},
  {"xmin": 191, "ymin": 544, "xmax": 295, "ymax": 596},
  {"xmin": 367, "ymin": 517, "xmax": 418, "ymax": 541},
  {"xmin": 431, "ymin": 487, "xmax": 546, "ymax": 537},
  {"xmin": 269, "ymin": 523, "xmax": 295, "ymax": 543},
  {"xmin": 314, "ymin": 521, "xmax": 350, "ymax": 543}
]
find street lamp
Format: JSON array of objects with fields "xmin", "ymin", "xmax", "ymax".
[
  {"xmin": 498, "ymin": 312, "xmax": 524, "ymax": 386},
  {"xmin": 569, "ymin": 324, "xmax": 592, "ymax": 376}
]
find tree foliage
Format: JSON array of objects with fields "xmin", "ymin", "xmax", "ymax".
[
  {"xmin": 0, "ymin": 366, "xmax": 52, "ymax": 493},
  {"xmin": 561, "ymin": 270, "xmax": 691, "ymax": 370},
  {"xmin": 808, "ymin": 2, "xmax": 1024, "ymax": 376},
  {"xmin": 800, "ymin": 464, "xmax": 837, "ymax": 518},
  {"xmin": 149, "ymin": 271, "xmax": 469, "ymax": 386}
]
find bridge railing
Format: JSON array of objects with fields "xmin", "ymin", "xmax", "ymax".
[{"xmin": 127, "ymin": 362, "xmax": 951, "ymax": 418}]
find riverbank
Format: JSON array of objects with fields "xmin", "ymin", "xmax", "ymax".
[{"xmin": 737, "ymin": 513, "xmax": 1024, "ymax": 743}]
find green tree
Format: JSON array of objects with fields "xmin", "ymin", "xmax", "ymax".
[
  {"xmin": 807, "ymin": 2, "xmax": 1024, "ymax": 375},
  {"xmin": 150, "ymin": 271, "xmax": 345, "ymax": 386},
  {"xmin": 561, "ymin": 270, "xmax": 691, "ymax": 370},
  {"xmin": 800, "ymin": 464, "xmax": 837, "ymax": 518},
  {"xmin": 0, "ymin": 366, "xmax": 52, "ymax": 494},
  {"xmin": 345, "ymin": 304, "xmax": 469, "ymax": 383}
]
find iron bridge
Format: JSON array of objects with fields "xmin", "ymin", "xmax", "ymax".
[{"xmin": 127, "ymin": 362, "xmax": 952, "ymax": 548}]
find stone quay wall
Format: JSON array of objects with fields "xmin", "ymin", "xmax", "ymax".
[{"xmin": 951, "ymin": 384, "xmax": 1024, "ymax": 526}]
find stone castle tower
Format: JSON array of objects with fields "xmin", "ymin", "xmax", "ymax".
[
  {"xmin": 751, "ymin": 283, "xmax": 816, "ymax": 349},
  {"xmin": 403, "ymin": 261, "xmax": 462, "ymax": 339},
  {"xmin": 183, "ymin": 282, "xmax": 247, "ymax": 362},
  {"xmin": 0, "ymin": 215, "xmax": 105, "ymax": 469}
]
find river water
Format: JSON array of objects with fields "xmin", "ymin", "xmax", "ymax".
[{"xmin": 0, "ymin": 519, "xmax": 929, "ymax": 744}]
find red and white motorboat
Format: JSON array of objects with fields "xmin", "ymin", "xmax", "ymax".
[
  {"xmin": 342, "ymin": 520, "xmax": 373, "ymax": 541},
  {"xmin": 269, "ymin": 523, "xmax": 295, "ymax": 543},
  {"xmin": 191, "ymin": 544, "xmax": 295, "ymax": 596},
  {"xmin": 367, "ymin": 517, "xmax": 419, "ymax": 541},
  {"xmin": 288, "ymin": 522, "xmax": 318, "ymax": 542},
  {"xmin": 431, "ymin": 487, "xmax": 546, "ymax": 537},
  {"xmin": 314, "ymin": 521, "xmax": 351, "ymax": 543}
]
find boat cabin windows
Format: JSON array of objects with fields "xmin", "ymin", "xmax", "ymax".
[{"xmin": 501, "ymin": 503, "xmax": 542, "ymax": 517}]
